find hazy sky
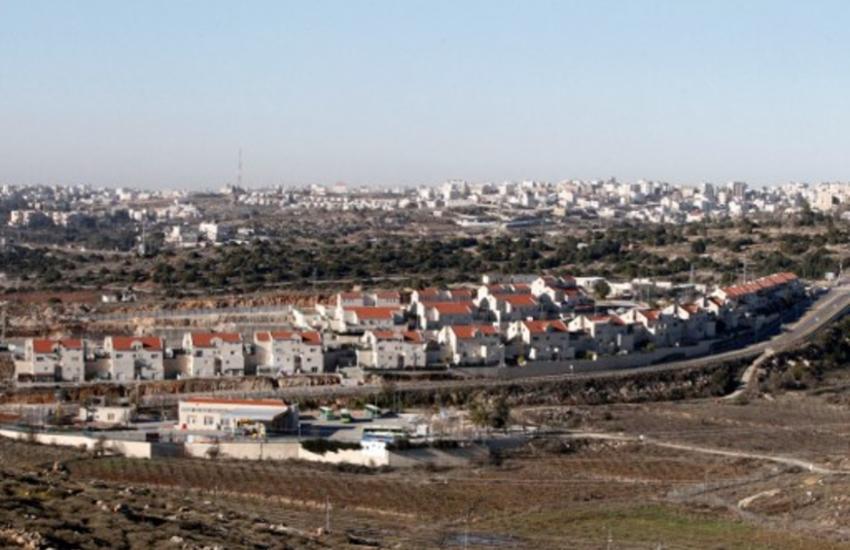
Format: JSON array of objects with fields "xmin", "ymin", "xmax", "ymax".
[{"xmin": 1, "ymin": 1, "xmax": 849, "ymax": 189}]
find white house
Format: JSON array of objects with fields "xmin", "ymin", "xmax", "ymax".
[
  {"xmin": 335, "ymin": 306, "xmax": 404, "ymax": 332},
  {"xmin": 103, "ymin": 336, "xmax": 165, "ymax": 381},
  {"xmin": 357, "ymin": 330, "xmax": 427, "ymax": 369},
  {"xmin": 482, "ymin": 294, "xmax": 541, "ymax": 324},
  {"xmin": 368, "ymin": 290, "xmax": 402, "ymax": 307},
  {"xmin": 507, "ymin": 320, "xmax": 575, "ymax": 361},
  {"xmin": 437, "ymin": 324, "xmax": 504, "ymax": 366},
  {"xmin": 663, "ymin": 303, "xmax": 716, "ymax": 342},
  {"xmin": 567, "ymin": 315, "xmax": 635, "ymax": 355},
  {"xmin": 16, "ymin": 338, "xmax": 85, "ymax": 383},
  {"xmin": 182, "ymin": 332, "xmax": 245, "ymax": 378},
  {"xmin": 530, "ymin": 275, "xmax": 577, "ymax": 304},
  {"xmin": 254, "ymin": 330, "xmax": 324, "ymax": 375},
  {"xmin": 416, "ymin": 301, "xmax": 476, "ymax": 329}
]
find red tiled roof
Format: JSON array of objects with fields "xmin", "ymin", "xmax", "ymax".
[
  {"xmin": 255, "ymin": 330, "xmax": 297, "ymax": 342},
  {"xmin": 403, "ymin": 330, "xmax": 424, "ymax": 343},
  {"xmin": 370, "ymin": 330, "xmax": 423, "ymax": 343},
  {"xmin": 339, "ymin": 291, "xmax": 364, "ymax": 300},
  {"xmin": 32, "ymin": 339, "xmax": 56, "ymax": 354},
  {"xmin": 372, "ymin": 290, "xmax": 400, "ymax": 300},
  {"xmin": 190, "ymin": 332, "xmax": 242, "ymax": 348},
  {"xmin": 416, "ymin": 288, "xmax": 442, "ymax": 298},
  {"xmin": 59, "ymin": 338, "xmax": 83, "ymax": 350},
  {"xmin": 345, "ymin": 306, "xmax": 400, "ymax": 320},
  {"xmin": 32, "ymin": 338, "xmax": 83, "ymax": 354},
  {"xmin": 720, "ymin": 272, "xmax": 798, "ymax": 299},
  {"xmin": 258, "ymin": 330, "xmax": 321, "ymax": 345},
  {"xmin": 451, "ymin": 325, "xmax": 499, "ymax": 340},
  {"xmin": 588, "ymin": 315, "xmax": 625, "ymax": 326},
  {"xmin": 523, "ymin": 320, "xmax": 569, "ymax": 334},
  {"xmin": 496, "ymin": 294, "xmax": 538, "ymax": 307},
  {"xmin": 184, "ymin": 397, "xmax": 287, "ymax": 407},
  {"xmin": 110, "ymin": 336, "xmax": 163, "ymax": 351},
  {"xmin": 301, "ymin": 331, "xmax": 322, "ymax": 345},
  {"xmin": 430, "ymin": 302, "xmax": 473, "ymax": 315}
]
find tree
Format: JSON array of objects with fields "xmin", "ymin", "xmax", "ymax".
[
  {"xmin": 468, "ymin": 395, "xmax": 511, "ymax": 431},
  {"xmin": 205, "ymin": 440, "xmax": 221, "ymax": 460},
  {"xmin": 690, "ymin": 239, "xmax": 707, "ymax": 255},
  {"xmin": 593, "ymin": 279, "xmax": 611, "ymax": 300}
]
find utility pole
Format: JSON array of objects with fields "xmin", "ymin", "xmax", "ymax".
[
  {"xmin": 324, "ymin": 494, "xmax": 332, "ymax": 533},
  {"xmin": 0, "ymin": 301, "xmax": 6, "ymax": 340}
]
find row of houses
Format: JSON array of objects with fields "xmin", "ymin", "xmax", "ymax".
[
  {"xmin": 14, "ymin": 272, "xmax": 805, "ymax": 381},
  {"xmin": 14, "ymin": 330, "xmax": 324, "ymax": 383}
]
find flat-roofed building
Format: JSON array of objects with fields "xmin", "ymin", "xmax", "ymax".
[{"xmin": 178, "ymin": 397, "xmax": 299, "ymax": 435}]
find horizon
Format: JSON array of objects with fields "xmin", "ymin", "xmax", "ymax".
[{"xmin": 2, "ymin": 1, "xmax": 849, "ymax": 189}]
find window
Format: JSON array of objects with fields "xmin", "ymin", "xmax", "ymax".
[
  {"xmin": 116, "ymin": 353, "xmax": 123, "ymax": 359},
  {"xmin": 107, "ymin": 413, "xmax": 115, "ymax": 421},
  {"xmin": 203, "ymin": 416, "xmax": 214, "ymax": 426},
  {"xmin": 195, "ymin": 351, "xmax": 203, "ymax": 357},
  {"xmin": 188, "ymin": 415, "xmax": 196, "ymax": 424}
]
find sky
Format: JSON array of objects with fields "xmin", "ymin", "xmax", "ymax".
[{"xmin": 1, "ymin": 1, "xmax": 849, "ymax": 190}]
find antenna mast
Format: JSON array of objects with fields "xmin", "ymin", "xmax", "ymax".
[{"xmin": 237, "ymin": 148, "xmax": 243, "ymax": 188}]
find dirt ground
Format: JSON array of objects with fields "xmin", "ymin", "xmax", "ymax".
[
  {"xmin": 0, "ymin": 433, "xmax": 844, "ymax": 549},
  {"xmin": 6, "ymin": 372, "xmax": 850, "ymax": 547}
]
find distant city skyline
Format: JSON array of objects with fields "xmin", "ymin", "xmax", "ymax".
[{"xmin": 2, "ymin": 1, "xmax": 850, "ymax": 189}]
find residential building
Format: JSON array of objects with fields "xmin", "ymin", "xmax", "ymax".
[
  {"xmin": 16, "ymin": 338, "xmax": 85, "ymax": 382},
  {"xmin": 103, "ymin": 336, "xmax": 164, "ymax": 381},
  {"xmin": 416, "ymin": 301, "xmax": 476, "ymax": 329},
  {"xmin": 438, "ymin": 324, "xmax": 504, "ymax": 366},
  {"xmin": 357, "ymin": 330, "xmax": 427, "ymax": 369},
  {"xmin": 507, "ymin": 320, "xmax": 576, "ymax": 361},
  {"xmin": 182, "ymin": 332, "xmax": 245, "ymax": 378},
  {"xmin": 254, "ymin": 330, "xmax": 324, "ymax": 375},
  {"xmin": 335, "ymin": 306, "xmax": 404, "ymax": 332},
  {"xmin": 567, "ymin": 315, "xmax": 635, "ymax": 355}
]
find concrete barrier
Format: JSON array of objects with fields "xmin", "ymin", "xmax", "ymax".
[
  {"xmin": 184, "ymin": 439, "xmax": 389, "ymax": 466},
  {"xmin": 0, "ymin": 428, "xmax": 153, "ymax": 458}
]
